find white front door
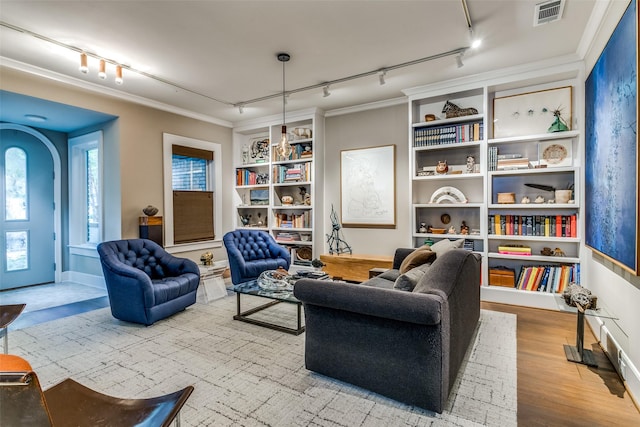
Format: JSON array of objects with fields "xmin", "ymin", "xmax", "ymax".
[{"xmin": 0, "ymin": 130, "xmax": 55, "ymax": 289}]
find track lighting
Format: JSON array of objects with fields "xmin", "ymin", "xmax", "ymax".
[
  {"xmin": 323, "ymin": 85, "xmax": 331, "ymax": 97},
  {"xmin": 456, "ymin": 54, "xmax": 464, "ymax": 68},
  {"xmin": 238, "ymin": 104, "xmax": 244, "ymax": 114},
  {"xmin": 115, "ymin": 65, "xmax": 123, "ymax": 85},
  {"xmin": 378, "ymin": 70, "xmax": 387, "ymax": 85},
  {"xmin": 79, "ymin": 53, "xmax": 88, "ymax": 73},
  {"xmin": 98, "ymin": 59, "xmax": 107, "ymax": 79}
]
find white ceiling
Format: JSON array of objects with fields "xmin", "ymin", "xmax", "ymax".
[{"xmin": 0, "ymin": 0, "xmax": 599, "ymax": 127}]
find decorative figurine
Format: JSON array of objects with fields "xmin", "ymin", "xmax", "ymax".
[
  {"xmin": 419, "ymin": 222, "xmax": 428, "ymax": 233},
  {"xmin": 240, "ymin": 214, "xmax": 251, "ymax": 226},
  {"xmin": 521, "ymin": 196, "xmax": 530, "ymax": 204},
  {"xmin": 448, "ymin": 225, "xmax": 456, "ymax": 234},
  {"xmin": 534, "ymin": 195, "xmax": 545, "ymax": 203},
  {"xmin": 460, "ymin": 221, "xmax": 470, "ymax": 235},
  {"xmin": 200, "ymin": 251, "xmax": 213, "ymax": 266},
  {"xmin": 435, "ymin": 160, "xmax": 449, "ymax": 174}
]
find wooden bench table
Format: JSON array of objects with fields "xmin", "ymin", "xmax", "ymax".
[{"xmin": 319, "ymin": 253, "xmax": 393, "ymax": 283}]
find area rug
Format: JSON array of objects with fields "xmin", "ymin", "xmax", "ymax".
[{"xmin": 10, "ymin": 295, "xmax": 517, "ymax": 426}]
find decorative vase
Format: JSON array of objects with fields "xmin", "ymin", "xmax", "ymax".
[{"xmin": 143, "ymin": 205, "xmax": 158, "ymax": 216}]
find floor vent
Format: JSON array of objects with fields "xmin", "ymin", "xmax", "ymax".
[{"xmin": 534, "ymin": 0, "xmax": 565, "ymax": 26}]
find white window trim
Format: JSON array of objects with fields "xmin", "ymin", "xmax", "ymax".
[
  {"xmin": 163, "ymin": 133, "xmax": 222, "ymax": 253},
  {"xmin": 68, "ymin": 131, "xmax": 103, "ymax": 252}
]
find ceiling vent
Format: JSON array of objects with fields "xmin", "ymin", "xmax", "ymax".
[{"xmin": 533, "ymin": 0, "xmax": 565, "ymax": 26}]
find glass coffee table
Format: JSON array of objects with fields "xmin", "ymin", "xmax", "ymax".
[
  {"xmin": 232, "ymin": 270, "xmax": 329, "ymax": 335},
  {"xmin": 232, "ymin": 280, "xmax": 304, "ymax": 335}
]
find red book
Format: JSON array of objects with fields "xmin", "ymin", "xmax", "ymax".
[
  {"xmin": 570, "ymin": 214, "xmax": 577, "ymax": 237},
  {"xmin": 555, "ymin": 215, "xmax": 562, "ymax": 237}
]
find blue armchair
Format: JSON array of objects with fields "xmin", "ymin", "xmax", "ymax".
[
  {"xmin": 223, "ymin": 230, "xmax": 291, "ymax": 285},
  {"xmin": 97, "ymin": 239, "xmax": 200, "ymax": 325}
]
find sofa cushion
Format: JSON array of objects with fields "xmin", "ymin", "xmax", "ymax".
[
  {"xmin": 377, "ymin": 269, "xmax": 400, "ymax": 281},
  {"xmin": 399, "ymin": 246, "xmax": 436, "ymax": 273},
  {"xmin": 429, "ymin": 238, "xmax": 464, "ymax": 257},
  {"xmin": 393, "ymin": 262, "xmax": 433, "ymax": 291}
]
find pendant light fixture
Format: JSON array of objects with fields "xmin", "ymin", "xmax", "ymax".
[{"xmin": 276, "ymin": 52, "xmax": 292, "ymax": 159}]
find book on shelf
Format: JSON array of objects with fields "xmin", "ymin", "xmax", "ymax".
[{"xmin": 413, "ymin": 121, "xmax": 483, "ymax": 147}]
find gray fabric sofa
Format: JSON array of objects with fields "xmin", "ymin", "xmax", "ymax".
[{"xmin": 293, "ymin": 249, "xmax": 481, "ymax": 413}]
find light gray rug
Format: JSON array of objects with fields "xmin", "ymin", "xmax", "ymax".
[{"xmin": 10, "ymin": 295, "xmax": 517, "ymax": 426}]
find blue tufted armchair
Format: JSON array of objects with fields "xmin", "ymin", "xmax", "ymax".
[
  {"xmin": 223, "ymin": 230, "xmax": 291, "ymax": 285},
  {"xmin": 97, "ymin": 239, "xmax": 200, "ymax": 325}
]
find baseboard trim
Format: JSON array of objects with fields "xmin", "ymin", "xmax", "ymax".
[
  {"xmin": 61, "ymin": 271, "xmax": 106, "ymax": 290},
  {"xmin": 587, "ymin": 316, "xmax": 640, "ymax": 411}
]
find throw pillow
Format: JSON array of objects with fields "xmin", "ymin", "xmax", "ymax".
[
  {"xmin": 429, "ymin": 238, "xmax": 464, "ymax": 257},
  {"xmin": 399, "ymin": 246, "xmax": 436, "ymax": 274},
  {"xmin": 394, "ymin": 262, "xmax": 433, "ymax": 291}
]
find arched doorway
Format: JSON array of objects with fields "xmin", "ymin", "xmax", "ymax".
[{"xmin": 0, "ymin": 123, "xmax": 61, "ymax": 289}]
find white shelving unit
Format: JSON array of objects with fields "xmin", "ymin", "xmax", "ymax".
[
  {"xmin": 232, "ymin": 108, "xmax": 324, "ymax": 268},
  {"xmin": 408, "ymin": 87, "xmax": 486, "ymax": 255},
  {"xmin": 404, "ymin": 63, "xmax": 585, "ymax": 310}
]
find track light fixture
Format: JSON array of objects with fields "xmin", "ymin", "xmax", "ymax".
[
  {"xmin": 98, "ymin": 59, "xmax": 107, "ymax": 79},
  {"xmin": 238, "ymin": 104, "xmax": 244, "ymax": 114},
  {"xmin": 79, "ymin": 53, "xmax": 88, "ymax": 73},
  {"xmin": 115, "ymin": 65, "xmax": 123, "ymax": 85},
  {"xmin": 456, "ymin": 53, "xmax": 464, "ymax": 68},
  {"xmin": 323, "ymin": 85, "xmax": 331, "ymax": 97},
  {"xmin": 378, "ymin": 70, "xmax": 387, "ymax": 86}
]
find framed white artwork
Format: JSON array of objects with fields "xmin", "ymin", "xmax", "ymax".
[{"xmin": 340, "ymin": 145, "xmax": 396, "ymax": 228}]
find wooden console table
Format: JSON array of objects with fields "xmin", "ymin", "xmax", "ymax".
[{"xmin": 320, "ymin": 253, "xmax": 393, "ymax": 283}]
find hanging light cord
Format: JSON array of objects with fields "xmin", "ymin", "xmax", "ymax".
[{"xmin": 282, "ymin": 55, "xmax": 286, "ymax": 127}]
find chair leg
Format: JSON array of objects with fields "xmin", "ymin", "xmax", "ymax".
[
  {"xmin": 175, "ymin": 412, "xmax": 181, "ymax": 427},
  {"xmin": 3, "ymin": 328, "xmax": 7, "ymax": 354}
]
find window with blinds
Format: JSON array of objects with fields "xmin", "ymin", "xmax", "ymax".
[{"xmin": 172, "ymin": 145, "xmax": 214, "ymax": 243}]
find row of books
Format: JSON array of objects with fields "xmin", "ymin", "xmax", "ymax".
[
  {"xmin": 274, "ymin": 212, "xmax": 311, "ymax": 228},
  {"xmin": 489, "ymin": 214, "xmax": 577, "ymax": 237},
  {"xmin": 515, "ymin": 264, "xmax": 579, "ymax": 293},
  {"xmin": 413, "ymin": 121, "xmax": 483, "ymax": 147},
  {"xmin": 236, "ymin": 168, "xmax": 267, "ymax": 186},
  {"xmin": 273, "ymin": 164, "xmax": 311, "ymax": 183},
  {"xmin": 273, "ymin": 144, "xmax": 313, "ymax": 162}
]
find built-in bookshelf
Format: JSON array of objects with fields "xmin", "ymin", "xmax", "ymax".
[
  {"xmin": 232, "ymin": 109, "xmax": 324, "ymax": 268},
  {"xmin": 404, "ymin": 63, "xmax": 584, "ymax": 310}
]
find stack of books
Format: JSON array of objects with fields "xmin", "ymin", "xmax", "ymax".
[
  {"xmin": 498, "ymin": 245, "xmax": 531, "ymax": 256},
  {"xmin": 497, "ymin": 154, "xmax": 529, "ymax": 170}
]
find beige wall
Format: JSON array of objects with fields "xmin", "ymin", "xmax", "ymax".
[
  {"xmin": 324, "ymin": 103, "xmax": 410, "ymax": 255},
  {"xmin": 1, "ymin": 67, "xmax": 234, "ymax": 265}
]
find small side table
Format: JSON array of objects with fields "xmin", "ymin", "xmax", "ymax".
[
  {"xmin": 198, "ymin": 261, "xmax": 228, "ymax": 303},
  {"xmin": 557, "ymin": 296, "xmax": 617, "ymax": 368}
]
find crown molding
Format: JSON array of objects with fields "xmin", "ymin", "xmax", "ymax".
[
  {"xmin": 325, "ymin": 96, "xmax": 407, "ymax": 117},
  {"xmin": 1, "ymin": 57, "xmax": 233, "ymax": 128}
]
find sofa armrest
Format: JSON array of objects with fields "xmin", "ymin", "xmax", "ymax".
[{"xmin": 294, "ymin": 279, "xmax": 442, "ymax": 325}]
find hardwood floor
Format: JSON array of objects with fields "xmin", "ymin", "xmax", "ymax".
[{"xmin": 483, "ymin": 302, "xmax": 640, "ymax": 426}]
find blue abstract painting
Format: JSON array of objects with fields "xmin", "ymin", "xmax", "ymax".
[{"xmin": 585, "ymin": 0, "xmax": 638, "ymax": 273}]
